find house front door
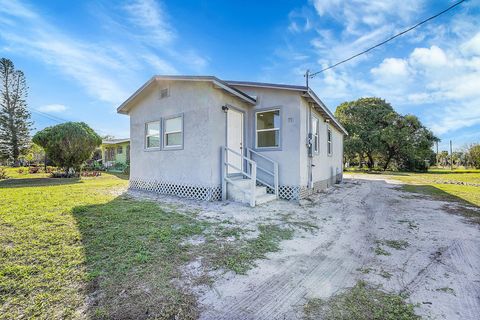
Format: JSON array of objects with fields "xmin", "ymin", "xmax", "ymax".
[{"xmin": 226, "ymin": 108, "xmax": 244, "ymax": 175}]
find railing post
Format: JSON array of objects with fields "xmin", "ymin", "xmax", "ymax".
[
  {"xmin": 221, "ymin": 147, "xmax": 227, "ymax": 201},
  {"xmin": 274, "ymin": 162, "xmax": 279, "ymax": 198},
  {"xmin": 246, "ymin": 148, "xmax": 251, "ymax": 176},
  {"xmin": 250, "ymin": 163, "xmax": 256, "ymax": 207}
]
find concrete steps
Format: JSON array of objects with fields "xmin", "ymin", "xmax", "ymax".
[{"xmin": 227, "ymin": 177, "xmax": 276, "ymax": 206}]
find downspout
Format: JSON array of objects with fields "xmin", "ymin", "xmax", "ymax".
[
  {"xmin": 307, "ymin": 101, "xmax": 313, "ymax": 189},
  {"xmin": 304, "ymin": 71, "xmax": 314, "ymax": 190}
]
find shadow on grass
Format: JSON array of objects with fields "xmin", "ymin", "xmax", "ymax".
[
  {"xmin": 345, "ymin": 169, "xmax": 410, "ymax": 176},
  {"xmin": 105, "ymin": 172, "xmax": 129, "ymax": 180},
  {"xmin": 72, "ymin": 195, "xmax": 207, "ymax": 320},
  {"xmin": 400, "ymin": 184, "xmax": 480, "ymax": 224},
  {"xmin": 0, "ymin": 177, "xmax": 82, "ymax": 188}
]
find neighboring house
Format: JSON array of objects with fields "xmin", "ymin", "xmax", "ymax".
[
  {"xmin": 117, "ymin": 76, "xmax": 347, "ymax": 206},
  {"xmin": 101, "ymin": 138, "xmax": 130, "ymax": 169}
]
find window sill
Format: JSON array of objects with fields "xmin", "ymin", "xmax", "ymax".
[
  {"xmin": 144, "ymin": 148, "xmax": 161, "ymax": 152},
  {"xmin": 163, "ymin": 145, "xmax": 183, "ymax": 151}
]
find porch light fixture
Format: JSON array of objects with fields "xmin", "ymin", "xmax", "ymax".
[{"xmin": 222, "ymin": 105, "xmax": 229, "ymax": 112}]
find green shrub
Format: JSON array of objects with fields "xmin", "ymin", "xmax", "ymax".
[
  {"xmin": 114, "ymin": 162, "xmax": 126, "ymax": 171},
  {"xmin": 32, "ymin": 122, "xmax": 102, "ymax": 174}
]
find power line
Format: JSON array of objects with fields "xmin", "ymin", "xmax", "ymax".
[
  {"xmin": 30, "ymin": 108, "xmax": 110, "ymax": 135},
  {"xmin": 31, "ymin": 108, "xmax": 67, "ymax": 123},
  {"xmin": 309, "ymin": 0, "xmax": 466, "ymax": 78}
]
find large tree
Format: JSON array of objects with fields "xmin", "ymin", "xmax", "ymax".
[
  {"xmin": 381, "ymin": 114, "xmax": 438, "ymax": 170},
  {"xmin": 0, "ymin": 58, "xmax": 32, "ymax": 164},
  {"xmin": 468, "ymin": 144, "xmax": 480, "ymax": 169},
  {"xmin": 32, "ymin": 122, "xmax": 102, "ymax": 174},
  {"xmin": 335, "ymin": 98, "xmax": 395, "ymax": 169},
  {"xmin": 335, "ymin": 97, "xmax": 438, "ymax": 171}
]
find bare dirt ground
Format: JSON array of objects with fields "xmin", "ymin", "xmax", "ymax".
[{"xmin": 193, "ymin": 175, "xmax": 480, "ymax": 320}]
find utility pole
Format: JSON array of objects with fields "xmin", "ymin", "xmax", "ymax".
[
  {"xmin": 305, "ymin": 69, "xmax": 310, "ymax": 90},
  {"xmin": 450, "ymin": 140, "xmax": 453, "ymax": 170},
  {"xmin": 436, "ymin": 141, "xmax": 439, "ymax": 166}
]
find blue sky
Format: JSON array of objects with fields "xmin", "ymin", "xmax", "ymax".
[{"xmin": 0, "ymin": 0, "xmax": 479, "ymax": 151}]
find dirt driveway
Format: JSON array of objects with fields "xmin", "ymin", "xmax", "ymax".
[{"xmin": 198, "ymin": 175, "xmax": 480, "ymax": 320}]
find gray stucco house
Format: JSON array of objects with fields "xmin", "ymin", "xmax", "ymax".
[{"xmin": 117, "ymin": 76, "xmax": 347, "ymax": 206}]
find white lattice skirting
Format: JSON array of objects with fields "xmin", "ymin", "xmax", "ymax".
[
  {"xmin": 129, "ymin": 179, "xmax": 222, "ymax": 201},
  {"xmin": 130, "ymin": 174, "xmax": 343, "ymax": 202},
  {"xmin": 264, "ymin": 185, "xmax": 307, "ymax": 200}
]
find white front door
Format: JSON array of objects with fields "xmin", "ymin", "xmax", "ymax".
[{"xmin": 227, "ymin": 108, "xmax": 244, "ymax": 175}]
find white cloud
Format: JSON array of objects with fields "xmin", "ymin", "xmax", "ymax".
[
  {"xmin": 287, "ymin": 9, "xmax": 313, "ymax": 34},
  {"xmin": 310, "ymin": 0, "xmax": 422, "ymax": 35},
  {"xmin": 141, "ymin": 53, "xmax": 178, "ymax": 74},
  {"xmin": 0, "ymin": 0, "xmax": 207, "ymax": 106},
  {"xmin": 123, "ymin": 0, "xmax": 175, "ymax": 45},
  {"xmin": 37, "ymin": 104, "xmax": 67, "ymax": 113},
  {"xmin": 371, "ymin": 58, "xmax": 410, "ymax": 81},
  {"xmin": 0, "ymin": 1, "xmax": 134, "ymax": 104},
  {"xmin": 301, "ymin": 0, "xmax": 480, "ymax": 139},
  {"xmin": 410, "ymin": 45, "xmax": 448, "ymax": 68},
  {"xmin": 461, "ymin": 32, "xmax": 480, "ymax": 55}
]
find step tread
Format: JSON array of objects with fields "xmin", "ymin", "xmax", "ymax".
[{"xmin": 255, "ymin": 193, "xmax": 277, "ymax": 205}]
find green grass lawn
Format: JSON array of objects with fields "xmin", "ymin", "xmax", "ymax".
[
  {"xmin": 345, "ymin": 168, "xmax": 480, "ymax": 208},
  {"xmin": 1, "ymin": 166, "xmax": 51, "ymax": 179},
  {"xmin": 0, "ymin": 168, "xmax": 295, "ymax": 319}
]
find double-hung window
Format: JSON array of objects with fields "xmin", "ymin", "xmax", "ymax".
[
  {"xmin": 163, "ymin": 115, "xmax": 183, "ymax": 149},
  {"xmin": 117, "ymin": 146, "xmax": 123, "ymax": 154},
  {"xmin": 312, "ymin": 116, "xmax": 320, "ymax": 154},
  {"xmin": 256, "ymin": 109, "xmax": 280, "ymax": 148},
  {"xmin": 145, "ymin": 121, "xmax": 160, "ymax": 149},
  {"xmin": 327, "ymin": 126, "xmax": 332, "ymax": 156}
]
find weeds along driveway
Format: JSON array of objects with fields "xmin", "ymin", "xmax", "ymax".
[
  {"xmin": 175, "ymin": 176, "xmax": 479, "ymax": 320},
  {"xmin": 3, "ymin": 172, "xmax": 476, "ymax": 319}
]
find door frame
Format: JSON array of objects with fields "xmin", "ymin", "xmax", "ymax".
[{"xmin": 225, "ymin": 105, "xmax": 246, "ymax": 176}]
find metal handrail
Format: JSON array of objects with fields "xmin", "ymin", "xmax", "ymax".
[
  {"xmin": 222, "ymin": 146, "xmax": 257, "ymax": 207},
  {"xmin": 246, "ymin": 148, "xmax": 279, "ymax": 198},
  {"xmin": 256, "ymin": 165, "xmax": 274, "ymax": 177},
  {"xmin": 225, "ymin": 147, "xmax": 256, "ymax": 165}
]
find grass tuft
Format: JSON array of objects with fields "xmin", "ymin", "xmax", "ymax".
[
  {"xmin": 303, "ymin": 280, "xmax": 420, "ymax": 320},
  {"xmin": 210, "ymin": 225, "xmax": 294, "ymax": 274}
]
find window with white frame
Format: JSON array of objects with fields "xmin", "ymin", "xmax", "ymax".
[
  {"xmin": 256, "ymin": 109, "xmax": 280, "ymax": 148},
  {"xmin": 327, "ymin": 126, "xmax": 332, "ymax": 155},
  {"xmin": 145, "ymin": 121, "xmax": 160, "ymax": 149},
  {"xmin": 164, "ymin": 115, "xmax": 183, "ymax": 148},
  {"xmin": 312, "ymin": 116, "xmax": 320, "ymax": 154}
]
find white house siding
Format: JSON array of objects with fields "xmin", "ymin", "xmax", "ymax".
[
  {"xmin": 299, "ymin": 97, "xmax": 344, "ymax": 196},
  {"xmin": 126, "ymin": 79, "xmax": 344, "ymax": 202},
  {"xmin": 229, "ymin": 86, "xmax": 303, "ymax": 199},
  {"xmin": 129, "ymin": 80, "xmax": 248, "ymax": 200}
]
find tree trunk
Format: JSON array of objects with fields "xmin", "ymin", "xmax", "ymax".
[
  {"xmin": 383, "ymin": 154, "xmax": 393, "ymax": 171},
  {"xmin": 367, "ymin": 153, "xmax": 374, "ymax": 170}
]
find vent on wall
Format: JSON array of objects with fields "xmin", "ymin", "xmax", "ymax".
[{"xmin": 160, "ymin": 87, "xmax": 169, "ymax": 99}]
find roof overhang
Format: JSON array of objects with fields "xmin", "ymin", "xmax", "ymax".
[
  {"xmin": 227, "ymin": 80, "xmax": 348, "ymax": 136},
  {"xmin": 117, "ymin": 76, "xmax": 256, "ymax": 115},
  {"xmin": 303, "ymin": 89, "xmax": 348, "ymax": 136},
  {"xmin": 226, "ymin": 80, "xmax": 307, "ymax": 92},
  {"xmin": 102, "ymin": 138, "xmax": 130, "ymax": 145}
]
